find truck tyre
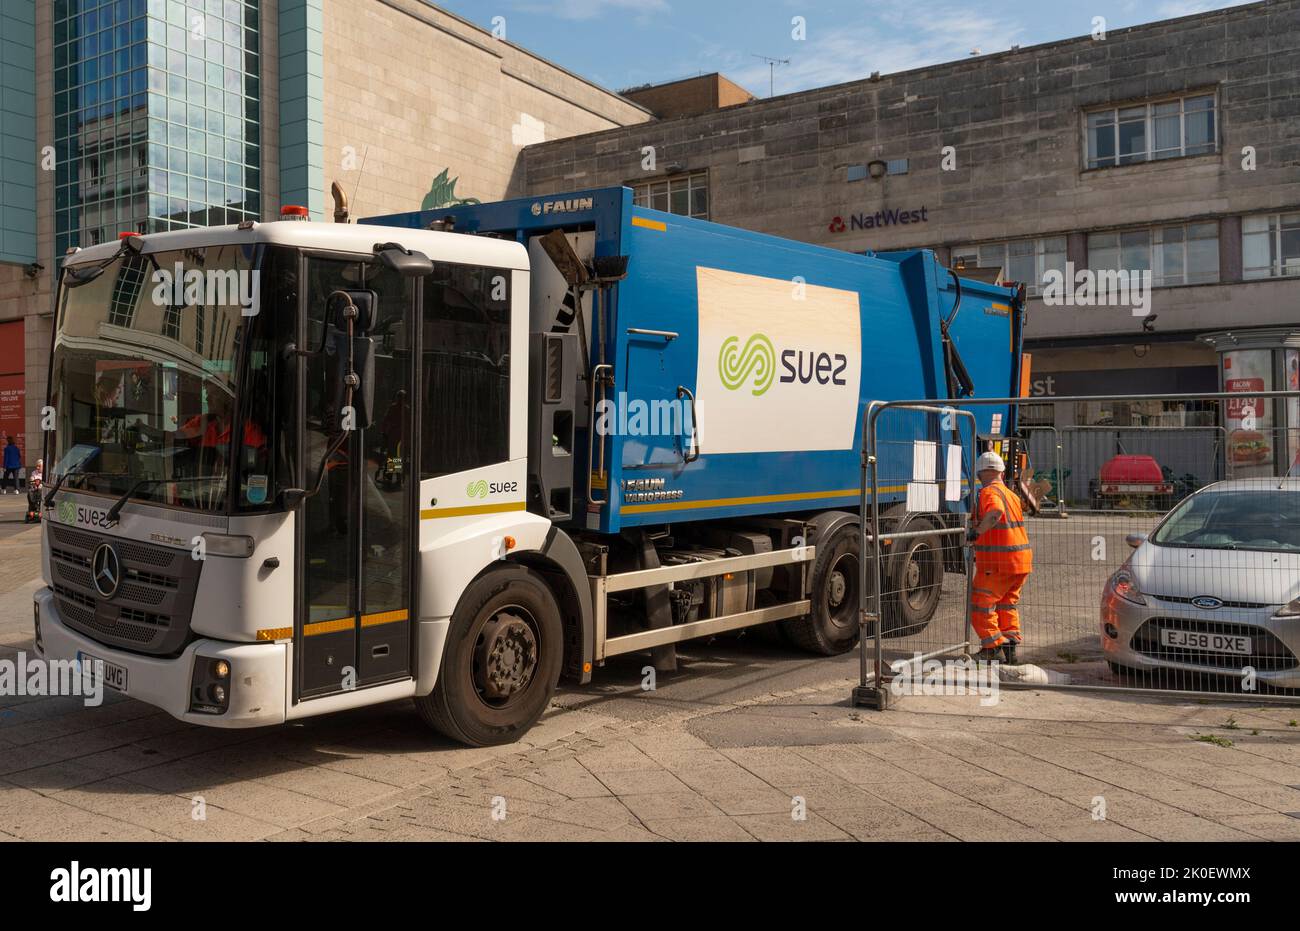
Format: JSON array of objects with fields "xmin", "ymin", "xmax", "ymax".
[
  {"xmin": 784, "ymin": 519, "xmax": 867, "ymax": 655},
  {"xmin": 415, "ymin": 566, "xmax": 563, "ymax": 747},
  {"xmin": 882, "ymin": 514, "xmax": 941, "ymax": 638}
]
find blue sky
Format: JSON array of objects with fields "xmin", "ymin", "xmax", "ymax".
[{"xmin": 432, "ymin": 0, "xmax": 1252, "ymax": 96}]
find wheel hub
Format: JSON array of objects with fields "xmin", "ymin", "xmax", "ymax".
[
  {"xmin": 828, "ymin": 571, "xmax": 847, "ymax": 607},
  {"xmin": 475, "ymin": 611, "xmax": 538, "ymax": 702},
  {"xmin": 905, "ymin": 558, "xmax": 921, "ymax": 588}
]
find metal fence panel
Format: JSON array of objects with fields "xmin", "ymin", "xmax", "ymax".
[{"xmin": 856, "ymin": 391, "xmax": 1300, "ymax": 708}]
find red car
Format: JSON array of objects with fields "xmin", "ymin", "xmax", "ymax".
[{"xmin": 1090, "ymin": 455, "xmax": 1175, "ymax": 510}]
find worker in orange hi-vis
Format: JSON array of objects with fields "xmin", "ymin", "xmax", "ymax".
[{"xmin": 966, "ymin": 450, "xmax": 1033, "ymax": 664}]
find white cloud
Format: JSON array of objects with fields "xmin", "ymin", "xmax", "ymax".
[
  {"xmin": 1155, "ymin": 0, "xmax": 1251, "ymax": 16},
  {"xmin": 718, "ymin": 6, "xmax": 1029, "ymax": 97},
  {"xmin": 510, "ymin": 0, "xmax": 671, "ymax": 22}
]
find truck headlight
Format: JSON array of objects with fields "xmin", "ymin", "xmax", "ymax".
[
  {"xmin": 1275, "ymin": 597, "xmax": 1300, "ymax": 618},
  {"xmin": 1109, "ymin": 568, "xmax": 1147, "ymax": 606},
  {"xmin": 189, "ymin": 655, "xmax": 232, "ymax": 715}
]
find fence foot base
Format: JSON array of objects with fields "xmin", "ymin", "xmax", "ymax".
[{"xmin": 851, "ymin": 685, "xmax": 890, "ymax": 710}]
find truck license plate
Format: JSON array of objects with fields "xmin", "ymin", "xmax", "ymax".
[
  {"xmin": 77, "ymin": 651, "xmax": 127, "ymax": 692},
  {"xmin": 1160, "ymin": 629, "xmax": 1251, "ymax": 656}
]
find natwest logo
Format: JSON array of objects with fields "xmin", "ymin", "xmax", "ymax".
[
  {"xmin": 530, "ymin": 196, "xmax": 594, "ymax": 217},
  {"xmin": 829, "ymin": 206, "xmax": 929, "ymax": 233}
]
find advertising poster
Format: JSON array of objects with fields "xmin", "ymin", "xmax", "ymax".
[
  {"xmin": 1223, "ymin": 349, "xmax": 1274, "ymax": 477},
  {"xmin": 0, "ymin": 320, "xmax": 24, "ymax": 462}
]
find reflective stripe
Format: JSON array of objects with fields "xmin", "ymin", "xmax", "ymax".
[
  {"xmin": 995, "ymin": 603, "xmax": 1019, "ymax": 610},
  {"xmin": 973, "ymin": 587, "xmax": 995, "ymax": 596},
  {"xmin": 980, "ymin": 634, "xmax": 1005, "ymax": 647},
  {"xmin": 974, "ymin": 543, "xmax": 1032, "ymax": 552},
  {"xmin": 970, "ymin": 606, "xmax": 996, "ymax": 615}
]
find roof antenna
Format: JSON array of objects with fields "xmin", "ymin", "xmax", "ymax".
[
  {"xmin": 751, "ymin": 54, "xmax": 790, "ymax": 97},
  {"xmin": 349, "ymin": 143, "xmax": 370, "ymax": 219}
]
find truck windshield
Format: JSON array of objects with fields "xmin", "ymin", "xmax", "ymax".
[{"xmin": 47, "ymin": 243, "xmax": 265, "ymax": 513}]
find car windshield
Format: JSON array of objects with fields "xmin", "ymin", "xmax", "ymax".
[
  {"xmin": 47, "ymin": 242, "xmax": 263, "ymax": 512},
  {"xmin": 1151, "ymin": 485, "xmax": 1300, "ymax": 552}
]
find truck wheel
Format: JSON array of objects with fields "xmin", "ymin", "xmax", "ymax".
[
  {"xmin": 784, "ymin": 521, "xmax": 867, "ymax": 655},
  {"xmin": 415, "ymin": 566, "xmax": 563, "ymax": 747},
  {"xmin": 883, "ymin": 515, "xmax": 941, "ymax": 638}
]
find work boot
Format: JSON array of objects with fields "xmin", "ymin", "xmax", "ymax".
[
  {"xmin": 1001, "ymin": 643, "xmax": 1019, "ymax": 665},
  {"xmin": 972, "ymin": 647, "xmax": 1001, "ymax": 664}
]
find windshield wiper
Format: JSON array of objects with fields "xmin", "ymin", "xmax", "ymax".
[
  {"xmin": 104, "ymin": 476, "xmax": 223, "ymax": 525},
  {"xmin": 43, "ymin": 463, "xmax": 89, "ymax": 508},
  {"xmin": 63, "ymin": 236, "xmax": 134, "ymax": 289}
]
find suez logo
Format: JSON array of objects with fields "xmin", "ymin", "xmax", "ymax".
[
  {"xmin": 56, "ymin": 499, "xmax": 113, "ymax": 529},
  {"xmin": 466, "ymin": 479, "xmax": 520, "ymax": 499},
  {"xmin": 530, "ymin": 196, "xmax": 594, "ymax": 217},
  {"xmin": 717, "ymin": 334, "xmax": 848, "ymax": 397}
]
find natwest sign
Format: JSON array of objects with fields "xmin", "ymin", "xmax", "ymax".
[{"xmin": 829, "ymin": 206, "xmax": 929, "ymax": 234}]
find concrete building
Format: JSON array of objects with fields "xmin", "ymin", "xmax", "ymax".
[
  {"xmin": 520, "ymin": 1, "xmax": 1300, "ymax": 438},
  {"xmin": 620, "ymin": 72, "xmax": 756, "ymax": 120},
  {"xmin": 0, "ymin": 0, "xmax": 649, "ymax": 469}
]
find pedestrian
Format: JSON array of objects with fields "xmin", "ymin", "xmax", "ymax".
[
  {"xmin": 2, "ymin": 438, "xmax": 20, "ymax": 494},
  {"xmin": 25, "ymin": 458, "xmax": 43, "ymax": 523},
  {"xmin": 967, "ymin": 450, "xmax": 1033, "ymax": 663}
]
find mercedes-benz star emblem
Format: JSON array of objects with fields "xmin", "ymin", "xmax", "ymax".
[{"xmin": 91, "ymin": 543, "xmax": 121, "ymax": 599}]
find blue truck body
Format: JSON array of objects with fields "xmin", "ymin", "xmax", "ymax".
[{"xmin": 364, "ymin": 187, "xmax": 1025, "ymax": 534}]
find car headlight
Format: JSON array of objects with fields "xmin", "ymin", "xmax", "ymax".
[
  {"xmin": 1110, "ymin": 568, "xmax": 1147, "ymax": 606},
  {"xmin": 1275, "ymin": 597, "xmax": 1300, "ymax": 618}
]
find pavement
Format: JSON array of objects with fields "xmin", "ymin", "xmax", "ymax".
[{"xmin": 3, "ymin": 495, "xmax": 1300, "ymax": 841}]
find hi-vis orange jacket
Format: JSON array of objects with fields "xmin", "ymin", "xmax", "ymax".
[{"xmin": 974, "ymin": 482, "xmax": 1033, "ymax": 574}]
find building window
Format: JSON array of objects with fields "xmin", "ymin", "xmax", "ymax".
[
  {"xmin": 1087, "ymin": 223, "xmax": 1219, "ymax": 286},
  {"xmin": 632, "ymin": 172, "xmax": 709, "ymax": 219},
  {"xmin": 951, "ymin": 237, "xmax": 1066, "ymax": 296},
  {"xmin": 107, "ymin": 254, "xmax": 147, "ymax": 328},
  {"xmin": 885, "ymin": 158, "xmax": 909, "ymax": 176},
  {"xmin": 1243, "ymin": 214, "xmax": 1300, "ymax": 279},
  {"xmin": 53, "ymin": 0, "xmax": 262, "ymax": 256},
  {"xmin": 1085, "ymin": 93, "xmax": 1216, "ymax": 169}
]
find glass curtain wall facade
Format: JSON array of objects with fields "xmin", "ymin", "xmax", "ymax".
[{"xmin": 54, "ymin": 0, "xmax": 262, "ymax": 256}]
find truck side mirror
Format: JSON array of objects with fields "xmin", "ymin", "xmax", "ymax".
[{"xmin": 374, "ymin": 242, "xmax": 433, "ymax": 277}]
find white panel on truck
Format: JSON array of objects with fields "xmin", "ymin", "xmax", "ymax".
[{"xmin": 694, "ymin": 266, "xmax": 862, "ymax": 455}]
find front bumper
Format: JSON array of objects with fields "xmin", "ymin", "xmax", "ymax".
[
  {"xmin": 1101, "ymin": 591, "xmax": 1300, "ymax": 688},
  {"xmin": 34, "ymin": 587, "xmax": 289, "ymax": 727}
]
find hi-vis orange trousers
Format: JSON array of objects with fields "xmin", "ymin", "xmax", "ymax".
[{"xmin": 970, "ymin": 568, "xmax": 1029, "ymax": 649}]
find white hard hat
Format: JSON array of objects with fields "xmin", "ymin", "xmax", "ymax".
[{"xmin": 977, "ymin": 451, "xmax": 1005, "ymax": 473}]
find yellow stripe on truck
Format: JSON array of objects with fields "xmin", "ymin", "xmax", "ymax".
[
  {"xmin": 618, "ymin": 481, "xmax": 971, "ymax": 515},
  {"xmin": 303, "ymin": 617, "xmax": 354, "ymax": 637},
  {"xmin": 361, "ymin": 609, "xmax": 409, "ymax": 628},
  {"xmin": 420, "ymin": 501, "xmax": 526, "ymax": 520},
  {"xmin": 631, "ymin": 216, "xmax": 667, "ymax": 232},
  {"xmin": 622, "ymin": 487, "xmax": 861, "ymax": 515}
]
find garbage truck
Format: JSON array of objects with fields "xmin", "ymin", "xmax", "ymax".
[{"xmin": 33, "ymin": 186, "xmax": 1026, "ymax": 746}]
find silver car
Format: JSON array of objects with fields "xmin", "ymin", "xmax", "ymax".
[{"xmin": 1101, "ymin": 478, "xmax": 1300, "ymax": 689}]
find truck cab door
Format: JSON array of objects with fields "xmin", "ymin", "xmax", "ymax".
[{"xmin": 297, "ymin": 256, "xmax": 416, "ymax": 700}]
